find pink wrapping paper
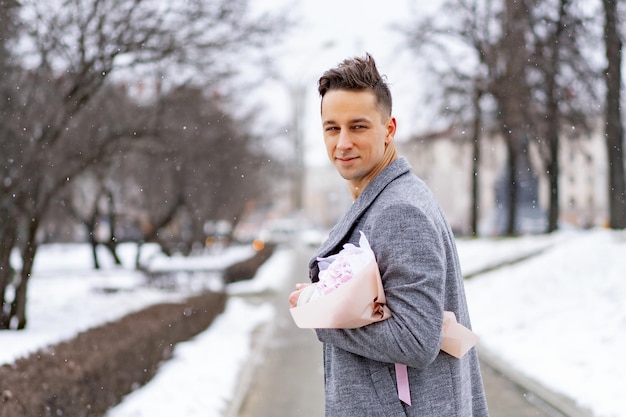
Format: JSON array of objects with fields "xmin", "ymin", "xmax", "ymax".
[
  {"xmin": 289, "ymin": 231, "xmax": 478, "ymax": 357},
  {"xmin": 440, "ymin": 311, "xmax": 479, "ymax": 358},
  {"xmin": 289, "ymin": 258, "xmax": 392, "ymax": 329}
]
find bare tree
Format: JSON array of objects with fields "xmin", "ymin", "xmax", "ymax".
[
  {"xmin": 130, "ymin": 85, "xmax": 270, "ymax": 253},
  {"xmin": 0, "ymin": 0, "xmax": 285, "ymax": 329},
  {"xmin": 402, "ymin": 0, "xmax": 503, "ymax": 235},
  {"xmin": 470, "ymin": 85, "xmax": 484, "ymax": 236},
  {"xmin": 74, "ymin": 82, "xmax": 267, "ymax": 260},
  {"xmin": 454, "ymin": 0, "xmax": 499, "ymax": 236},
  {"xmin": 489, "ymin": 0, "xmax": 540, "ymax": 235},
  {"xmin": 523, "ymin": 0, "xmax": 600, "ymax": 233},
  {"xmin": 0, "ymin": 0, "xmax": 25, "ymax": 330},
  {"xmin": 65, "ymin": 175, "xmax": 124, "ymax": 269},
  {"xmin": 535, "ymin": 0, "xmax": 570, "ymax": 233},
  {"xmin": 403, "ymin": 0, "xmax": 600, "ymax": 235},
  {"xmin": 602, "ymin": 0, "xmax": 626, "ymax": 229}
]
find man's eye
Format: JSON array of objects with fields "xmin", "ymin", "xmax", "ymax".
[{"xmin": 325, "ymin": 126, "xmax": 339, "ymax": 132}]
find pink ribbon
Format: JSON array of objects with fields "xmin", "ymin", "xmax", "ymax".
[{"xmin": 395, "ymin": 363, "xmax": 411, "ymax": 406}]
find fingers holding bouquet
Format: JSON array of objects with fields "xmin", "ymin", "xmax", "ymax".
[{"xmin": 289, "ymin": 283, "xmax": 312, "ymax": 308}]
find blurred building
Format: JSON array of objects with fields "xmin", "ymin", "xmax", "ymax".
[{"xmin": 398, "ymin": 123, "xmax": 609, "ymax": 235}]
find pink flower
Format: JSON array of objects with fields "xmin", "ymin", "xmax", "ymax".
[
  {"xmin": 315, "ymin": 232, "xmax": 373, "ymax": 297},
  {"xmin": 317, "ymin": 256, "xmax": 353, "ymax": 295}
]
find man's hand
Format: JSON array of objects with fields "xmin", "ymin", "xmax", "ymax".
[{"xmin": 288, "ymin": 283, "xmax": 312, "ymax": 308}]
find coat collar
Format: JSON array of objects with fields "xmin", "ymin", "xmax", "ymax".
[{"xmin": 312, "ymin": 157, "xmax": 412, "ymax": 270}]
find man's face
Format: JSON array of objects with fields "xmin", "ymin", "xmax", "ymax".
[{"xmin": 321, "ymin": 89, "xmax": 396, "ymax": 188}]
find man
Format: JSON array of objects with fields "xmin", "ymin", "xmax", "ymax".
[{"xmin": 289, "ymin": 53, "xmax": 489, "ymax": 416}]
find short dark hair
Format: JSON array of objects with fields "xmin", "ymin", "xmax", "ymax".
[{"xmin": 318, "ymin": 53, "xmax": 392, "ymax": 118}]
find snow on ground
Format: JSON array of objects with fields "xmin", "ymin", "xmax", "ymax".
[
  {"xmin": 104, "ymin": 298, "xmax": 273, "ymax": 417},
  {"xmin": 463, "ymin": 229, "xmax": 626, "ymax": 417},
  {"xmin": 0, "ymin": 242, "xmax": 254, "ymax": 367},
  {"xmin": 105, "ymin": 249, "xmax": 292, "ymax": 417},
  {"xmin": 455, "ymin": 231, "xmax": 569, "ymax": 276},
  {"xmin": 1, "ymin": 229, "xmax": 625, "ymax": 417}
]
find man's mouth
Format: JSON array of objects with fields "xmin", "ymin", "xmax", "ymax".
[{"xmin": 336, "ymin": 155, "xmax": 357, "ymax": 162}]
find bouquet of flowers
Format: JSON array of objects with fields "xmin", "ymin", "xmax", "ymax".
[
  {"xmin": 290, "ymin": 231, "xmax": 392, "ymax": 329},
  {"xmin": 289, "ymin": 231, "xmax": 478, "ymax": 358}
]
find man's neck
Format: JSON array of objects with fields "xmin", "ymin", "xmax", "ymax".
[{"xmin": 348, "ymin": 151, "xmax": 398, "ymax": 200}]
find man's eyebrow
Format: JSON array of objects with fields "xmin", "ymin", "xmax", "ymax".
[{"xmin": 323, "ymin": 117, "xmax": 371, "ymax": 126}]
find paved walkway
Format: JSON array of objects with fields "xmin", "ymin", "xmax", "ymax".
[
  {"xmin": 229, "ymin": 244, "xmax": 590, "ymax": 417},
  {"xmin": 232, "ymin": 244, "xmax": 324, "ymax": 417}
]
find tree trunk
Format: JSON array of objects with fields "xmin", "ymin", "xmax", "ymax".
[
  {"xmin": 506, "ymin": 140, "xmax": 519, "ymax": 235},
  {"xmin": 603, "ymin": 0, "xmax": 626, "ymax": 229},
  {"xmin": 104, "ymin": 241, "xmax": 122, "ymax": 265},
  {"xmin": 0, "ymin": 216, "xmax": 18, "ymax": 329},
  {"xmin": 10, "ymin": 218, "xmax": 40, "ymax": 329},
  {"xmin": 545, "ymin": 0, "xmax": 568, "ymax": 233},
  {"xmin": 90, "ymin": 232, "xmax": 100, "ymax": 270},
  {"xmin": 135, "ymin": 242, "xmax": 144, "ymax": 270},
  {"xmin": 470, "ymin": 87, "xmax": 483, "ymax": 236},
  {"xmin": 492, "ymin": 0, "xmax": 533, "ymax": 236},
  {"xmin": 104, "ymin": 189, "xmax": 122, "ymax": 265},
  {"xmin": 87, "ymin": 208, "xmax": 100, "ymax": 269},
  {"xmin": 546, "ymin": 135, "xmax": 560, "ymax": 232},
  {"xmin": 10, "ymin": 273, "xmax": 28, "ymax": 330}
]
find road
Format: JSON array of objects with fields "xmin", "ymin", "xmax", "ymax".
[{"xmin": 236, "ymin": 243, "xmax": 324, "ymax": 417}]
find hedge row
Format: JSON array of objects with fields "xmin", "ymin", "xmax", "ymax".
[
  {"xmin": 0, "ymin": 291, "xmax": 227, "ymax": 417},
  {"xmin": 223, "ymin": 242, "xmax": 277, "ymax": 284},
  {"xmin": 0, "ymin": 242, "xmax": 276, "ymax": 417}
]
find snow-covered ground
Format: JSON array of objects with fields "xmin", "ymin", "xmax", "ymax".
[
  {"xmin": 1, "ymin": 229, "xmax": 624, "ymax": 417},
  {"xmin": 461, "ymin": 229, "xmax": 626, "ymax": 417},
  {"xmin": 0, "ymin": 243, "xmax": 255, "ymax": 367}
]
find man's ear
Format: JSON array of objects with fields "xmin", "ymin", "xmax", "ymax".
[{"xmin": 385, "ymin": 117, "xmax": 397, "ymax": 144}]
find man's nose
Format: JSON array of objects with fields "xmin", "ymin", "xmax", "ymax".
[{"xmin": 336, "ymin": 129, "xmax": 353, "ymax": 150}]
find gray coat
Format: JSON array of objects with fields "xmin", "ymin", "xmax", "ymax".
[{"xmin": 310, "ymin": 158, "xmax": 489, "ymax": 417}]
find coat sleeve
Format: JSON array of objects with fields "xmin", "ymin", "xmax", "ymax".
[{"xmin": 315, "ymin": 202, "xmax": 448, "ymax": 369}]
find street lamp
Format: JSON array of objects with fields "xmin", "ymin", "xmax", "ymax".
[
  {"xmin": 285, "ymin": 41, "xmax": 336, "ymax": 216},
  {"xmin": 290, "ymin": 82, "xmax": 306, "ymax": 214}
]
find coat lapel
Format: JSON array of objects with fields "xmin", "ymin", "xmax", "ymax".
[{"xmin": 309, "ymin": 158, "xmax": 411, "ymax": 280}]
